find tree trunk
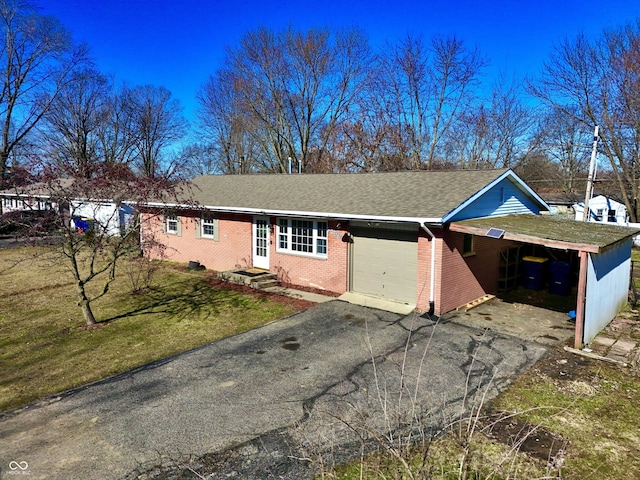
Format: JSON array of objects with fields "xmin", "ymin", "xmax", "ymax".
[
  {"xmin": 0, "ymin": 150, "xmax": 9, "ymax": 184},
  {"xmin": 81, "ymin": 301, "xmax": 97, "ymax": 326},
  {"xmin": 76, "ymin": 283, "xmax": 97, "ymax": 325}
]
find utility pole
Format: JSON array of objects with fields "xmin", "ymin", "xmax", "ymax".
[{"xmin": 583, "ymin": 125, "xmax": 599, "ymax": 222}]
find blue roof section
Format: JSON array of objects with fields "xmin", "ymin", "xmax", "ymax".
[{"xmin": 442, "ymin": 170, "xmax": 550, "ymax": 223}]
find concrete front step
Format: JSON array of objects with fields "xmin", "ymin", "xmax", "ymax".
[
  {"xmin": 217, "ymin": 269, "xmax": 280, "ymax": 289},
  {"xmin": 251, "ymin": 279, "xmax": 280, "ymax": 289}
]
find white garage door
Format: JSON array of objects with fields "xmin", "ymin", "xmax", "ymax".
[{"xmin": 351, "ymin": 227, "xmax": 418, "ymax": 304}]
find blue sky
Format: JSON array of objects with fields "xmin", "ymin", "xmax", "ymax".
[{"xmin": 40, "ymin": 0, "xmax": 640, "ymax": 128}]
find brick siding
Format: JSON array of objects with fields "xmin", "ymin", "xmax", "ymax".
[
  {"xmin": 142, "ymin": 211, "xmax": 348, "ymax": 295},
  {"xmin": 436, "ymin": 231, "xmax": 517, "ymax": 314},
  {"xmin": 271, "ymin": 219, "xmax": 348, "ymax": 294}
]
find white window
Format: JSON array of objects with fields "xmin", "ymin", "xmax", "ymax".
[
  {"xmin": 202, "ymin": 216, "xmax": 216, "ymax": 238},
  {"xmin": 278, "ymin": 218, "xmax": 288, "ymax": 249},
  {"xmin": 166, "ymin": 215, "xmax": 179, "ymax": 234},
  {"xmin": 277, "ymin": 218, "xmax": 328, "ymax": 258}
]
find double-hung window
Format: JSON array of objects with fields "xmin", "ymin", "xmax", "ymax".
[
  {"xmin": 166, "ymin": 215, "xmax": 179, "ymax": 234},
  {"xmin": 277, "ymin": 218, "xmax": 328, "ymax": 258},
  {"xmin": 201, "ymin": 216, "xmax": 216, "ymax": 238}
]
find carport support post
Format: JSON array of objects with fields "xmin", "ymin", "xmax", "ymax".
[{"xmin": 574, "ymin": 250, "xmax": 589, "ymax": 349}]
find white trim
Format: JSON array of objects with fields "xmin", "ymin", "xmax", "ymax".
[
  {"xmin": 141, "ymin": 201, "xmax": 442, "ymax": 225},
  {"xmin": 276, "ymin": 218, "xmax": 328, "ymax": 259},
  {"xmin": 166, "ymin": 215, "xmax": 179, "ymax": 235},
  {"xmin": 201, "ymin": 216, "xmax": 216, "ymax": 238},
  {"xmin": 252, "ymin": 216, "xmax": 270, "ymax": 269}
]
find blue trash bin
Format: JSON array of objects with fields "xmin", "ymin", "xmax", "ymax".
[
  {"xmin": 549, "ymin": 260, "xmax": 572, "ymax": 295},
  {"xmin": 522, "ymin": 256, "xmax": 548, "ymax": 290}
]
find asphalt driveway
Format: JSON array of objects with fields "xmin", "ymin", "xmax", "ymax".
[{"xmin": 0, "ymin": 300, "xmax": 548, "ymax": 479}]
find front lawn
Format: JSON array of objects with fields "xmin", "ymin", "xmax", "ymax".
[{"xmin": 0, "ymin": 245, "xmax": 307, "ymax": 412}]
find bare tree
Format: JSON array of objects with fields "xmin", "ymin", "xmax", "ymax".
[
  {"xmin": 201, "ymin": 26, "xmax": 370, "ymax": 173},
  {"xmin": 176, "ymin": 142, "xmax": 221, "ymax": 177},
  {"xmin": 373, "ymin": 36, "xmax": 430, "ymax": 170},
  {"xmin": 513, "ymin": 152, "xmax": 564, "ymax": 191},
  {"xmin": 372, "ymin": 34, "xmax": 487, "ymax": 170},
  {"xmin": 485, "ymin": 76, "xmax": 534, "ymax": 168},
  {"xmin": 197, "ymin": 69, "xmax": 261, "ymax": 174},
  {"xmin": 529, "ymin": 21, "xmax": 640, "ymax": 221},
  {"xmin": 426, "ymin": 36, "xmax": 487, "ymax": 169},
  {"xmin": 442, "ymin": 104, "xmax": 492, "ymax": 169},
  {"xmin": 95, "ymin": 82, "xmax": 139, "ymax": 166},
  {"xmin": 533, "ymin": 105, "xmax": 591, "ymax": 192},
  {"xmin": 35, "ymin": 163, "xmax": 186, "ymax": 326},
  {"xmin": 40, "ymin": 68, "xmax": 110, "ymax": 178},
  {"xmin": 128, "ymin": 85, "xmax": 187, "ymax": 177},
  {"xmin": 0, "ymin": 0, "xmax": 88, "ymax": 181}
]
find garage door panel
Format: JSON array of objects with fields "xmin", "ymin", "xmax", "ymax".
[{"xmin": 351, "ymin": 228, "xmax": 417, "ymax": 304}]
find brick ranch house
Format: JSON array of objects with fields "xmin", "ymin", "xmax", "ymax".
[{"xmin": 140, "ymin": 169, "xmax": 640, "ymax": 348}]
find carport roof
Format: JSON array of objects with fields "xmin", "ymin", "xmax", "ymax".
[{"xmin": 449, "ymin": 214, "xmax": 640, "ymax": 253}]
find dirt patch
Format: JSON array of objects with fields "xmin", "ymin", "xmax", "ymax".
[
  {"xmin": 479, "ymin": 346, "xmax": 598, "ymax": 465},
  {"xmin": 482, "ymin": 412, "xmax": 566, "ymax": 461},
  {"xmin": 529, "ymin": 345, "xmax": 596, "ymax": 382}
]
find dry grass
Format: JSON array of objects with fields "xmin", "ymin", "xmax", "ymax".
[
  {"xmin": 0, "ymin": 245, "xmax": 301, "ymax": 412},
  {"xmin": 490, "ymin": 349, "xmax": 640, "ymax": 480}
]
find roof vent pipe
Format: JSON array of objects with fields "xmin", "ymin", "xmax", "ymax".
[{"xmin": 288, "ymin": 157, "xmax": 292, "ymax": 175}]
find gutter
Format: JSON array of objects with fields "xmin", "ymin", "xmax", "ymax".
[
  {"xmin": 420, "ymin": 222, "xmax": 437, "ymax": 316},
  {"xmin": 140, "ymin": 201, "xmax": 442, "ymax": 225}
]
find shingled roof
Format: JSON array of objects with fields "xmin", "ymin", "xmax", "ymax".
[{"xmin": 184, "ymin": 169, "xmax": 516, "ymax": 222}]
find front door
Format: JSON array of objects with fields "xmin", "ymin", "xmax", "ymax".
[{"xmin": 253, "ymin": 216, "xmax": 270, "ymax": 269}]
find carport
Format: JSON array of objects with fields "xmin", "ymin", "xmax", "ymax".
[{"xmin": 449, "ymin": 214, "xmax": 640, "ymax": 349}]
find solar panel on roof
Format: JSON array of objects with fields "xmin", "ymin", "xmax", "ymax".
[{"xmin": 486, "ymin": 228, "xmax": 505, "ymax": 239}]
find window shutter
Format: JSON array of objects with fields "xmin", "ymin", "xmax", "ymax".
[
  {"xmin": 195, "ymin": 218, "xmax": 201, "ymax": 239},
  {"xmin": 213, "ymin": 218, "xmax": 219, "ymax": 241},
  {"xmin": 176, "ymin": 216, "xmax": 182, "ymax": 237},
  {"xmin": 161, "ymin": 216, "xmax": 166, "ymax": 234}
]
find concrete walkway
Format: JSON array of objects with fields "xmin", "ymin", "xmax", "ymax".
[
  {"xmin": 263, "ymin": 285, "xmax": 336, "ymax": 304},
  {"xmin": 0, "ymin": 301, "xmax": 548, "ymax": 480}
]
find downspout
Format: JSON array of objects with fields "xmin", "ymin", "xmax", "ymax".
[{"xmin": 420, "ymin": 223, "xmax": 437, "ymax": 316}]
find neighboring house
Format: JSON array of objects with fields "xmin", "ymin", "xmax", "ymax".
[
  {"xmin": 0, "ymin": 180, "xmax": 134, "ymax": 236},
  {"xmin": 70, "ymin": 200, "xmax": 135, "ymax": 236},
  {"xmin": 1, "ymin": 188, "xmax": 53, "ymax": 214},
  {"xmin": 572, "ymin": 195, "xmax": 640, "ymax": 246},
  {"xmin": 540, "ymin": 191, "xmax": 582, "ymax": 218},
  {"xmin": 573, "ymin": 195, "xmax": 628, "ymax": 224},
  {"xmin": 141, "ymin": 169, "xmax": 640, "ymax": 348}
]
